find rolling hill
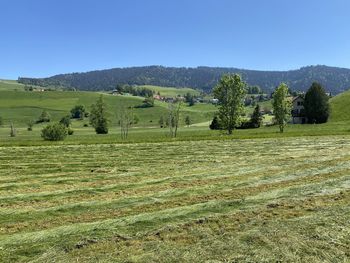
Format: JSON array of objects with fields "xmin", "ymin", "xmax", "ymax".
[
  {"xmin": 18, "ymin": 65, "xmax": 350, "ymax": 94},
  {"xmin": 0, "ymin": 81, "xmax": 216, "ymax": 128},
  {"xmin": 329, "ymin": 89, "xmax": 350, "ymax": 122}
]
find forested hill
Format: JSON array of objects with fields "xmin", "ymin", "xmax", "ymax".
[{"xmin": 18, "ymin": 65, "xmax": 350, "ymax": 94}]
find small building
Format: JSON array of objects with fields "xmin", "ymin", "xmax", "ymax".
[
  {"xmin": 153, "ymin": 94, "xmax": 165, "ymax": 101},
  {"xmin": 211, "ymin": 98, "xmax": 219, "ymax": 104},
  {"xmin": 291, "ymin": 96, "xmax": 307, "ymax": 124}
]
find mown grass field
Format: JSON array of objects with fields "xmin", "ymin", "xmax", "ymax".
[{"xmin": 0, "ymin": 136, "xmax": 349, "ymax": 262}]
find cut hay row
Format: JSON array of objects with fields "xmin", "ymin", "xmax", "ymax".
[{"xmin": 0, "ymin": 136, "xmax": 349, "ymax": 262}]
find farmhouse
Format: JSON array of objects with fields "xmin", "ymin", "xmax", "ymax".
[{"xmin": 291, "ymin": 95, "xmax": 307, "ymax": 124}]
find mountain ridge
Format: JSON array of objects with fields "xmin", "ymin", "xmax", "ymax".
[{"xmin": 18, "ymin": 65, "xmax": 350, "ymax": 94}]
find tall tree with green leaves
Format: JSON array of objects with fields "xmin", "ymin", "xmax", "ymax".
[
  {"xmin": 89, "ymin": 95, "xmax": 109, "ymax": 134},
  {"xmin": 213, "ymin": 74, "xmax": 246, "ymax": 134},
  {"xmin": 272, "ymin": 83, "xmax": 290, "ymax": 133},
  {"xmin": 304, "ymin": 82, "xmax": 329, "ymax": 124}
]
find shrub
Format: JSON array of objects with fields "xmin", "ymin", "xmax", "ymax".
[
  {"xmin": 67, "ymin": 128, "xmax": 74, "ymax": 135},
  {"xmin": 41, "ymin": 123, "xmax": 67, "ymax": 141},
  {"xmin": 37, "ymin": 110, "xmax": 51, "ymax": 123},
  {"xmin": 236, "ymin": 120, "xmax": 257, "ymax": 129},
  {"xmin": 70, "ymin": 105, "xmax": 87, "ymax": 119},
  {"xmin": 209, "ymin": 116, "xmax": 222, "ymax": 130},
  {"xmin": 59, "ymin": 115, "xmax": 71, "ymax": 127},
  {"xmin": 89, "ymin": 96, "xmax": 109, "ymax": 134},
  {"xmin": 83, "ymin": 123, "xmax": 89, "ymax": 127},
  {"xmin": 27, "ymin": 120, "xmax": 34, "ymax": 131}
]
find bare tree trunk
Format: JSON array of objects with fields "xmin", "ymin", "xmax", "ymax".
[
  {"xmin": 168, "ymin": 102, "xmax": 181, "ymax": 138},
  {"xmin": 119, "ymin": 107, "xmax": 132, "ymax": 140}
]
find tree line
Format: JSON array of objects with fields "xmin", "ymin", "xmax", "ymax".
[
  {"xmin": 209, "ymin": 74, "xmax": 330, "ymax": 134},
  {"xmin": 18, "ymin": 65, "xmax": 350, "ymax": 94}
]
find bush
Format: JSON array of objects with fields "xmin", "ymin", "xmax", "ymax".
[
  {"xmin": 37, "ymin": 110, "xmax": 51, "ymax": 123},
  {"xmin": 59, "ymin": 115, "xmax": 71, "ymax": 127},
  {"xmin": 27, "ymin": 120, "xmax": 34, "ymax": 131},
  {"xmin": 70, "ymin": 105, "xmax": 87, "ymax": 119},
  {"xmin": 89, "ymin": 96, "xmax": 109, "ymax": 134},
  {"xmin": 41, "ymin": 123, "xmax": 67, "ymax": 141},
  {"xmin": 236, "ymin": 120, "xmax": 258, "ymax": 129},
  {"xmin": 209, "ymin": 116, "xmax": 222, "ymax": 130},
  {"xmin": 67, "ymin": 128, "xmax": 74, "ymax": 135},
  {"xmin": 83, "ymin": 123, "xmax": 89, "ymax": 127}
]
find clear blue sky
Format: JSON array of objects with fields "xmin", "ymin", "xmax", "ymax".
[{"xmin": 1, "ymin": 0, "xmax": 350, "ymax": 79}]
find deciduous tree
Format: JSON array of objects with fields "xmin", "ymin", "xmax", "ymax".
[
  {"xmin": 213, "ymin": 74, "xmax": 246, "ymax": 134},
  {"xmin": 89, "ymin": 96, "xmax": 109, "ymax": 134},
  {"xmin": 272, "ymin": 83, "xmax": 290, "ymax": 133}
]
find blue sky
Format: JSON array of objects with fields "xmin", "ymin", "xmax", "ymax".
[{"xmin": 1, "ymin": 0, "xmax": 350, "ymax": 79}]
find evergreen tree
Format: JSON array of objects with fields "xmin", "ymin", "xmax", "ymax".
[
  {"xmin": 250, "ymin": 104, "xmax": 263, "ymax": 128},
  {"xmin": 304, "ymin": 82, "xmax": 329, "ymax": 124},
  {"xmin": 185, "ymin": 116, "xmax": 191, "ymax": 127},
  {"xmin": 159, "ymin": 116, "xmax": 165, "ymax": 128},
  {"xmin": 209, "ymin": 116, "xmax": 222, "ymax": 130}
]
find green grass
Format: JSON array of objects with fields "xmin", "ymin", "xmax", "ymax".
[
  {"xmin": 0, "ymin": 136, "xmax": 349, "ymax": 262},
  {"xmin": 0, "ymin": 81, "xmax": 218, "ymax": 129},
  {"xmin": 329, "ymin": 90, "xmax": 350, "ymax": 122},
  {"xmin": 1, "ymin": 82, "xmax": 350, "ymax": 261},
  {"xmin": 138, "ymin": 85, "xmax": 201, "ymax": 97},
  {"xmin": 0, "ymin": 89, "xmax": 213, "ymax": 128},
  {"xmin": 0, "ymin": 79, "xmax": 25, "ymax": 91}
]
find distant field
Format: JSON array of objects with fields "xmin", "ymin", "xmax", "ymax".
[
  {"xmin": 0, "ymin": 89, "xmax": 214, "ymax": 128},
  {"xmin": 138, "ymin": 85, "xmax": 201, "ymax": 97},
  {"xmin": 0, "ymin": 136, "xmax": 349, "ymax": 262},
  {"xmin": 0, "ymin": 80, "xmax": 25, "ymax": 91}
]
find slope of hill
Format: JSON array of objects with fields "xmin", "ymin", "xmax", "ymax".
[
  {"xmin": 18, "ymin": 65, "xmax": 350, "ymax": 94},
  {"xmin": 0, "ymin": 85, "xmax": 216, "ymax": 127},
  {"xmin": 0, "ymin": 79, "xmax": 26, "ymax": 91},
  {"xmin": 329, "ymin": 90, "xmax": 350, "ymax": 122}
]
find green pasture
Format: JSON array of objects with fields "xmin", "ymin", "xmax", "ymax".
[{"xmin": 138, "ymin": 85, "xmax": 201, "ymax": 97}]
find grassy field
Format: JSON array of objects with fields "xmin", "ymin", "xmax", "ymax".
[
  {"xmin": 137, "ymin": 85, "xmax": 201, "ymax": 97},
  {"xmin": 1, "ymin": 81, "xmax": 350, "ymax": 262},
  {"xmin": 0, "ymin": 136, "xmax": 349, "ymax": 262},
  {"xmin": 0, "ymin": 89, "xmax": 215, "ymax": 128}
]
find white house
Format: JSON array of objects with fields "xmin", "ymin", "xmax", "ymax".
[{"xmin": 291, "ymin": 96, "xmax": 307, "ymax": 124}]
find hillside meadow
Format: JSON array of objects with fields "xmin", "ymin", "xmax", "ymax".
[{"xmin": 0, "ymin": 81, "xmax": 350, "ymax": 262}]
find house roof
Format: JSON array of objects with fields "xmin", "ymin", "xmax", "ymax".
[{"xmin": 292, "ymin": 95, "xmax": 304, "ymax": 102}]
